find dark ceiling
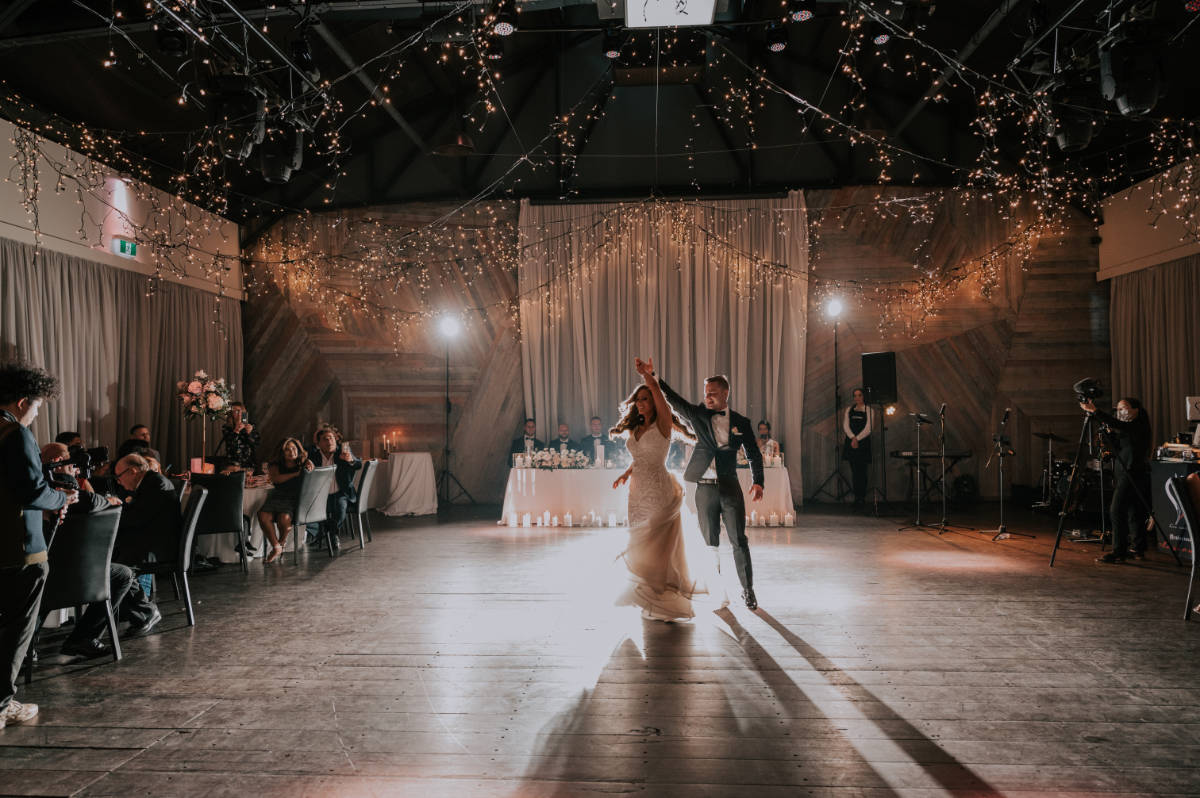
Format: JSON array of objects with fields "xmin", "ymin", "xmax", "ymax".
[{"xmin": 1, "ymin": 0, "xmax": 1197, "ymax": 242}]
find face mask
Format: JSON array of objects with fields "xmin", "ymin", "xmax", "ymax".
[{"xmin": 1117, "ymin": 408, "xmax": 1131, "ymax": 422}]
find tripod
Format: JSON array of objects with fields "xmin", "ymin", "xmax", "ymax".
[
  {"xmin": 935, "ymin": 405, "xmax": 975, "ymax": 534},
  {"xmin": 809, "ymin": 318, "xmax": 853, "ymax": 503},
  {"xmin": 898, "ymin": 413, "xmax": 936, "ymax": 531},
  {"xmin": 437, "ymin": 340, "xmax": 474, "ymax": 514}
]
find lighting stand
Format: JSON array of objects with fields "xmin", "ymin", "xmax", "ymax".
[
  {"xmin": 809, "ymin": 318, "xmax": 853, "ymax": 503},
  {"xmin": 898, "ymin": 413, "xmax": 936, "ymax": 531},
  {"xmin": 935, "ymin": 407, "xmax": 975, "ymax": 534},
  {"xmin": 437, "ymin": 340, "xmax": 475, "ymax": 514}
]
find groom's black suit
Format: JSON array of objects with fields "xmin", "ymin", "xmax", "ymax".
[{"xmin": 659, "ymin": 379, "xmax": 763, "ymax": 591}]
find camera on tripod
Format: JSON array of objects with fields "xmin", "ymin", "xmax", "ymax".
[
  {"xmin": 1073, "ymin": 377, "xmax": 1103, "ymax": 403},
  {"xmin": 43, "ymin": 446, "xmax": 106, "ymax": 485}
]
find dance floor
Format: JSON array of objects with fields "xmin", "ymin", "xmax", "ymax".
[{"xmin": 6, "ymin": 505, "xmax": 1200, "ymax": 797}]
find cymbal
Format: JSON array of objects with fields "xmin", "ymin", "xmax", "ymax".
[{"xmin": 1033, "ymin": 432, "xmax": 1068, "ymax": 442}]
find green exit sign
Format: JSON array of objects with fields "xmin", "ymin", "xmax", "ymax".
[{"xmin": 110, "ymin": 238, "xmax": 137, "ymax": 258}]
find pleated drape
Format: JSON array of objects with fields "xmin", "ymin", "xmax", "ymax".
[
  {"xmin": 518, "ymin": 193, "xmax": 808, "ymax": 498},
  {"xmin": 1109, "ymin": 254, "xmax": 1200, "ymax": 443},
  {"xmin": 0, "ymin": 238, "xmax": 243, "ymax": 471}
]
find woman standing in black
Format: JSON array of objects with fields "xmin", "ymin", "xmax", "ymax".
[{"xmin": 843, "ymin": 388, "xmax": 873, "ymax": 506}]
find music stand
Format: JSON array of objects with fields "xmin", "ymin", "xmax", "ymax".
[{"xmin": 898, "ymin": 412, "xmax": 936, "ymax": 531}]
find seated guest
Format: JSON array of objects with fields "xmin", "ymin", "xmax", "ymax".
[
  {"xmin": 116, "ymin": 424, "xmax": 162, "ymax": 464},
  {"xmin": 220, "ymin": 402, "xmax": 260, "ymax": 472},
  {"xmin": 509, "ymin": 419, "xmax": 543, "ymax": 459},
  {"xmin": 258, "ymin": 438, "xmax": 312, "ymax": 564},
  {"xmin": 305, "ymin": 426, "xmax": 362, "ymax": 552},
  {"xmin": 39, "ymin": 445, "xmax": 158, "ymax": 657},
  {"xmin": 54, "ymin": 430, "xmax": 82, "ymax": 449},
  {"xmin": 552, "ymin": 423, "xmax": 576, "ymax": 454},
  {"xmin": 757, "ymin": 421, "xmax": 782, "ymax": 458},
  {"xmin": 144, "ymin": 457, "xmax": 163, "ymax": 474},
  {"xmin": 1, "ymin": 361, "xmax": 76, "ymax": 729},
  {"xmin": 582, "ymin": 416, "xmax": 619, "ymax": 466},
  {"xmin": 110, "ymin": 454, "xmax": 175, "ymax": 636}
]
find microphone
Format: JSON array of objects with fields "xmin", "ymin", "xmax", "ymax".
[
  {"xmin": 939, "ymin": 402, "xmax": 947, "ymax": 417},
  {"xmin": 1001, "ymin": 407, "xmax": 1011, "ymax": 426}
]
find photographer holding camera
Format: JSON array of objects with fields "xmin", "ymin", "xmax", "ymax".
[
  {"xmin": 1079, "ymin": 395, "xmax": 1153, "ymax": 563},
  {"xmin": 0, "ymin": 362, "xmax": 77, "ymax": 729}
]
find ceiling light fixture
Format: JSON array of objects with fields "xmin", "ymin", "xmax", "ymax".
[{"xmin": 766, "ymin": 22, "xmax": 788, "ymax": 53}]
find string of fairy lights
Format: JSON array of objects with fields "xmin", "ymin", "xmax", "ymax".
[{"xmin": 2, "ymin": 1, "xmax": 1197, "ymax": 341}]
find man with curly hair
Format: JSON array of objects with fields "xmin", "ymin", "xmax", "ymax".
[{"xmin": 0, "ymin": 361, "xmax": 77, "ymax": 729}]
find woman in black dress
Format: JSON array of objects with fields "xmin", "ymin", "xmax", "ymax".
[
  {"xmin": 258, "ymin": 437, "xmax": 312, "ymax": 563},
  {"xmin": 842, "ymin": 388, "xmax": 874, "ymax": 506}
]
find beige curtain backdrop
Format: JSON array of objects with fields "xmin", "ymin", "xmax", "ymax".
[
  {"xmin": 0, "ymin": 237, "xmax": 243, "ymax": 471},
  {"xmin": 1110, "ymin": 253, "xmax": 1200, "ymax": 443},
  {"xmin": 518, "ymin": 193, "xmax": 808, "ymax": 499}
]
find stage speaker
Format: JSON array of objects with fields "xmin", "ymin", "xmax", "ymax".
[{"xmin": 861, "ymin": 351, "xmax": 897, "ymax": 405}]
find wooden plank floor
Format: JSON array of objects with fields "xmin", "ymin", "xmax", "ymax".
[{"xmin": 5, "ymin": 504, "xmax": 1200, "ymax": 797}]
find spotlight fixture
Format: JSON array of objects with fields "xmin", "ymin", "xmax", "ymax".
[
  {"xmin": 765, "ymin": 21, "xmax": 788, "ymax": 53},
  {"xmin": 602, "ymin": 26, "xmax": 623, "ymax": 59},
  {"xmin": 210, "ymin": 75, "xmax": 267, "ymax": 161},
  {"xmin": 432, "ymin": 131, "xmax": 476, "ymax": 157},
  {"xmin": 1187, "ymin": 0, "xmax": 1200, "ymax": 12},
  {"xmin": 492, "ymin": 0, "xmax": 518, "ymax": 36},
  {"xmin": 1038, "ymin": 78, "xmax": 1098, "ymax": 152},
  {"xmin": 259, "ymin": 124, "xmax": 304, "ymax": 184},
  {"xmin": 155, "ymin": 25, "xmax": 190, "ymax": 58},
  {"xmin": 827, "ymin": 296, "xmax": 844, "ymax": 318},
  {"xmin": 872, "ymin": 26, "xmax": 891, "ymax": 46},
  {"xmin": 1098, "ymin": 22, "xmax": 1164, "ymax": 117},
  {"xmin": 788, "ymin": 0, "xmax": 815, "ymax": 22},
  {"xmin": 437, "ymin": 315, "xmax": 462, "ymax": 339},
  {"xmin": 290, "ymin": 35, "xmax": 320, "ymax": 82}
]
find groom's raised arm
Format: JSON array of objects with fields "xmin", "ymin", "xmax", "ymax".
[{"xmin": 657, "ymin": 378, "xmax": 702, "ymax": 426}]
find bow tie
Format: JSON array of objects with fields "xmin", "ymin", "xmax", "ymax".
[{"xmin": 712, "ymin": 410, "xmax": 726, "ymax": 417}]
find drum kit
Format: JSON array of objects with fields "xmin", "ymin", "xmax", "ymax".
[{"xmin": 1033, "ymin": 430, "xmax": 1108, "ymax": 515}]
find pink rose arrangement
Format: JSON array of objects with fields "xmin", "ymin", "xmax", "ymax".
[{"xmin": 177, "ymin": 369, "xmax": 233, "ymax": 421}]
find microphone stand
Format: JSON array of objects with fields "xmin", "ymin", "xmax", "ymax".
[
  {"xmin": 936, "ymin": 405, "xmax": 975, "ymax": 535},
  {"xmin": 898, "ymin": 413, "xmax": 936, "ymax": 532},
  {"xmin": 988, "ymin": 410, "xmax": 1032, "ymax": 541}
]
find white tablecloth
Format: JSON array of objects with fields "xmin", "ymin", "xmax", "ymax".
[
  {"xmin": 500, "ymin": 466, "xmax": 796, "ymax": 527},
  {"xmin": 381, "ymin": 452, "xmax": 438, "ymax": 516},
  {"xmin": 501, "ymin": 468, "xmax": 630, "ymax": 525}
]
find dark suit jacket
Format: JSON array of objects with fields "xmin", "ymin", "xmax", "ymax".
[
  {"xmin": 510, "ymin": 437, "xmax": 545, "ymax": 455},
  {"xmin": 580, "ymin": 434, "xmax": 620, "ymax": 465},
  {"xmin": 659, "ymin": 379, "xmax": 764, "ymax": 487},
  {"xmin": 115, "ymin": 471, "xmax": 181, "ymax": 565},
  {"xmin": 0, "ymin": 411, "xmax": 68, "ymax": 567},
  {"xmin": 306, "ymin": 446, "xmax": 363, "ymax": 502}
]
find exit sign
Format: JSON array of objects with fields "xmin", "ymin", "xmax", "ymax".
[{"xmin": 110, "ymin": 237, "xmax": 137, "ymax": 258}]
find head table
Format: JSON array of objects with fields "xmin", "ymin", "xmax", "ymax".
[{"xmin": 499, "ymin": 465, "xmax": 795, "ymax": 528}]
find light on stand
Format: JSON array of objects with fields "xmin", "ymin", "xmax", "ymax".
[
  {"xmin": 434, "ymin": 314, "xmax": 474, "ymax": 513},
  {"xmin": 437, "ymin": 315, "xmax": 462, "ymax": 339},
  {"xmin": 826, "ymin": 296, "xmax": 845, "ymax": 318}
]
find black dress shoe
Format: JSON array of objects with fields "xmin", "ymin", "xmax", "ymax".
[
  {"xmin": 1096, "ymin": 552, "xmax": 1126, "ymax": 564},
  {"xmin": 124, "ymin": 607, "xmax": 162, "ymax": 638},
  {"xmin": 61, "ymin": 638, "xmax": 110, "ymax": 658},
  {"xmin": 742, "ymin": 587, "xmax": 758, "ymax": 610}
]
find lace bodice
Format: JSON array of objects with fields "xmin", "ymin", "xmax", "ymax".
[{"xmin": 625, "ymin": 425, "xmax": 679, "ymax": 526}]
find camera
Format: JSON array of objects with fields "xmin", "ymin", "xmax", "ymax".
[
  {"xmin": 44, "ymin": 446, "xmax": 105, "ymax": 485},
  {"xmin": 1073, "ymin": 377, "xmax": 1103, "ymax": 403}
]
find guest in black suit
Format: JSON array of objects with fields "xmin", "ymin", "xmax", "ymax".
[
  {"xmin": 305, "ymin": 426, "xmax": 362, "ymax": 552},
  {"xmin": 110, "ymin": 454, "xmax": 176, "ymax": 636},
  {"xmin": 54, "ymin": 431, "xmax": 82, "ymax": 449},
  {"xmin": 651, "ymin": 361, "xmax": 764, "ymax": 610},
  {"xmin": 551, "ymin": 423, "xmax": 577, "ymax": 455},
  {"xmin": 39, "ymin": 445, "xmax": 157, "ymax": 657},
  {"xmin": 0, "ymin": 362, "xmax": 75, "ymax": 729},
  {"xmin": 116, "ymin": 424, "xmax": 162, "ymax": 465},
  {"xmin": 581, "ymin": 416, "xmax": 619, "ymax": 466},
  {"xmin": 509, "ymin": 419, "xmax": 544, "ymax": 460}
]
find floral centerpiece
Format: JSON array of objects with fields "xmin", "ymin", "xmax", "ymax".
[
  {"xmin": 531, "ymin": 448, "xmax": 591, "ymax": 469},
  {"xmin": 176, "ymin": 369, "xmax": 233, "ymax": 466}
]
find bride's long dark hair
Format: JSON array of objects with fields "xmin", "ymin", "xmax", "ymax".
[{"xmin": 610, "ymin": 385, "xmax": 696, "ymax": 441}]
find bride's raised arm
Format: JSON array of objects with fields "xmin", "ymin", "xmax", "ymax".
[{"xmin": 640, "ymin": 358, "xmax": 674, "ymax": 439}]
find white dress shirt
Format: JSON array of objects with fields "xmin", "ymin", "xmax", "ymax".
[
  {"xmin": 702, "ymin": 410, "xmax": 732, "ymax": 479},
  {"xmin": 320, "ymin": 451, "xmax": 338, "ymax": 494}
]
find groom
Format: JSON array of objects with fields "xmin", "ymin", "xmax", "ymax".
[{"xmin": 638, "ymin": 359, "xmax": 764, "ymax": 610}]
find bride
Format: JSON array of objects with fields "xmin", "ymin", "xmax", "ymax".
[{"xmin": 610, "ymin": 357, "xmax": 703, "ymax": 621}]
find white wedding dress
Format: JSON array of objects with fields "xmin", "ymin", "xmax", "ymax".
[{"xmin": 617, "ymin": 425, "xmax": 701, "ymax": 621}]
